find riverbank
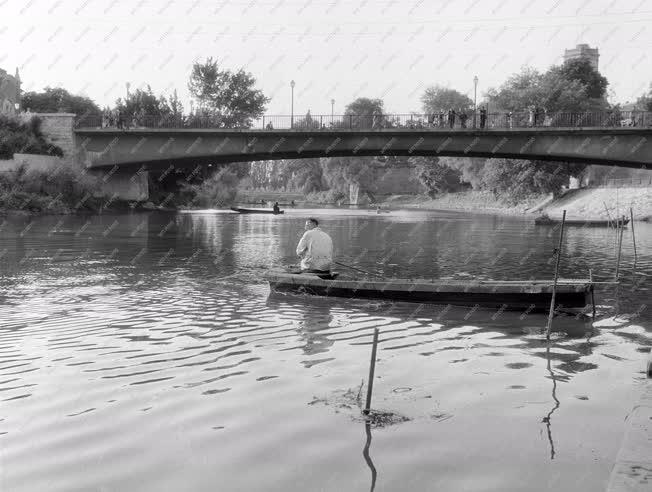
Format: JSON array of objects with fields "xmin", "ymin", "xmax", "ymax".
[
  {"xmin": 379, "ymin": 191, "xmax": 549, "ymax": 215},
  {"xmin": 379, "ymin": 186, "xmax": 652, "ymax": 221}
]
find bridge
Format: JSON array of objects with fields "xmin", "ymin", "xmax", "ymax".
[{"xmin": 75, "ymin": 111, "xmax": 652, "ymax": 171}]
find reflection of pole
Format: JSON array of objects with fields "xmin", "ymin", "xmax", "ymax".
[
  {"xmin": 616, "ymin": 215, "xmax": 625, "ymax": 280},
  {"xmin": 543, "ymin": 341, "xmax": 560, "ymax": 460},
  {"xmin": 364, "ymin": 328, "xmax": 379, "ymax": 415},
  {"xmin": 362, "ymin": 422, "xmax": 377, "ymax": 492},
  {"xmin": 630, "ymin": 208, "xmax": 637, "ymax": 263},
  {"xmin": 546, "ymin": 210, "xmax": 566, "ymax": 340}
]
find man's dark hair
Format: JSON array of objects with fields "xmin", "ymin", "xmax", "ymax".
[{"xmin": 307, "ymin": 218, "xmax": 319, "ymax": 226}]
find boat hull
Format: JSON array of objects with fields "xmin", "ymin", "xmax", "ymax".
[
  {"xmin": 265, "ymin": 272, "xmax": 593, "ymax": 313},
  {"xmin": 231, "ymin": 207, "xmax": 284, "ymax": 215},
  {"xmin": 535, "ymin": 217, "xmax": 628, "ymax": 227}
]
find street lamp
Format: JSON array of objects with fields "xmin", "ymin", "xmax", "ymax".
[
  {"xmin": 290, "ymin": 80, "xmax": 295, "ymax": 129},
  {"xmin": 331, "ymin": 98, "xmax": 335, "ymax": 122},
  {"xmin": 473, "ymin": 75, "xmax": 478, "ymax": 129}
]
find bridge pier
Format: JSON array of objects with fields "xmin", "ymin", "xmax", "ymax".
[{"xmin": 89, "ymin": 166, "xmax": 149, "ymax": 202}]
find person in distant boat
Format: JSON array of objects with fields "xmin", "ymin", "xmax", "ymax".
[
  {"xmin": 290, "ymin": 200, "xmax": 296, "ymax": 207},
  {"xmin": 273, "ymin": 202, "xmax": 280, "ymax": 213},
  {"xmin": 296, "ymin": 218, "xmax": 333, "ymax": 273}
]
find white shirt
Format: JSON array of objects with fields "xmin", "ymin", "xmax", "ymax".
[{"xmin": 296, "ymin": 227, "xmax": 333, "ymax": 271}]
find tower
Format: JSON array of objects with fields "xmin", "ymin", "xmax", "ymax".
[{"xmin": 563, "ymin": 44, "xmax": 599, "ymax": 71}]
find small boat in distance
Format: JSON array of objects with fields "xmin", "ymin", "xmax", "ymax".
[
  {"xmin": 534, "ymin": 215, "xmax": 628, "ymax": 227},
  {"xmin": 231, "ymin": 207, "xmax": 284, "ymax": 215},
  {"xmin": 264, "ymin": 270, "xmax": 595, "ymax": 313}
]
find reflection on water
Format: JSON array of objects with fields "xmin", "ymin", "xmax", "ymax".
[
  {"xmin": 362, "ymin": 422, "xmax": 377, "ymax": 492},
  {"xmin": 543, "ymin": 341, "xmax": 561, "ymax": 460},
  {"xmin": 0, "ymin": 209, "xmax": 650, "ymax": 492}
]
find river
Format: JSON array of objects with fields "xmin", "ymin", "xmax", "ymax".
[{"xmin": 0, "ymin": 209, "xmax": 650, "ymax": 491}]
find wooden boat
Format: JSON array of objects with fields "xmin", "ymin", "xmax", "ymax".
[
  {"xmin": 534, "ymin": 216, "xmax": 628, "ymax": 227},
  {"xmin": 264, "ymin": 270, "xmax": 594, "ymax": 312},
  {"xmin": 231, "ymin": 207, "xmax": 284, "ymax": 215}
]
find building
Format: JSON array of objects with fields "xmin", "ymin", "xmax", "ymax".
[
  {"xmin": 0, "ymin": 67, "xmax": 21, "ymax": 115},
  {"xmin": 563, "ymin": 44, "xmax": 599, "ymax": 71}
]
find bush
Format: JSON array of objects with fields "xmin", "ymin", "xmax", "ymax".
[
  {"xmin": 0, "ymin": 160, "xmax": 102, "ymax": 213},
  {"xmin": 0, "ymin": 114, "xmax": 63, "ymax": 159},
  {"xmin": 180, "ymin": 167, "xmax": 240, "ymax": 208}
]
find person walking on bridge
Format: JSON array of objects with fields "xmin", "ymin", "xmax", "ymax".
[
  {"xmin": 296, "ymin": 218, "xmax": 333, "ymax": 273},
  {"xmin": 447, "ymin": 108, "xmax": 456, "ymax": 129},
  {"xmin": 479, "ymin": 106, "xmax": 487, "ymax": 129}
]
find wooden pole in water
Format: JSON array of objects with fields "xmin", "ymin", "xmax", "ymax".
[
  {"xmin": 546, "ymin": 210, "xmax": 566, "ymax": 340},
  {"xmin": 589, "ymin": 269, "xmax": 596, "ymax": 320},
  {"xmin": 364, "ymin": 328, "xmax": 380, "ymax": 416},
  {"xmin": 615, "ymin": 215, "xmax": 625, "ymax": 280}
]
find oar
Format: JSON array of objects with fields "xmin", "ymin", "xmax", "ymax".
[{"xmin": 334, "ymin": 261, "xmax": 384, "ymax": 278}]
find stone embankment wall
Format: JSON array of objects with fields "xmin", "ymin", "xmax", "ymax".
[{"xmin": 543, "ymin": 186, "xmax": 652, "ymax": 220}]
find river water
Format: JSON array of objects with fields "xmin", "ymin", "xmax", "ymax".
[{"xmin": 0, "ymin": 209, "xmax": 650, "ymax": 492}]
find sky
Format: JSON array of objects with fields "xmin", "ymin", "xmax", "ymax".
[{"xmin": 2, "ymin": 0, "xmax": 651, "ymax": 115}]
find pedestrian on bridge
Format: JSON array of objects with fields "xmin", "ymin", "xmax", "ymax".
[
  {"xmin": 479, "ymin": 106, "xmax": 487, "ymax": 129},
  {"xmin": 447, "ymin": 108, "xmax": 456, "ymax": 128},
  {"xmin": 459, "ymin": 111, "xmax": 468, "ymax": 128}
]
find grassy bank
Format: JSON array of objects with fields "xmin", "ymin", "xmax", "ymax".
[
  {"xmin": 0, "ymin": 161, "xmax": 139, "ymax": 215},
  {"xmin": 380, "ymin": 191, "xmax": 549, "ymax": 215}
]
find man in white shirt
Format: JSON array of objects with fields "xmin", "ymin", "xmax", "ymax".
[{"xmin": 296, "ymin": 218, "xmax": 333, "ymax": 272}]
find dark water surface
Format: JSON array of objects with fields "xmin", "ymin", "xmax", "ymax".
[{"xmin": 0, "ymin": 209, "xmax": 650, "ymax": 492}]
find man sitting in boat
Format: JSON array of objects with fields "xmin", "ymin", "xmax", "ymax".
[
  {"xmin": 273, "ymin": 202, "xmax": 281, "ymax": 213},
  {"xmin": 296, "ymin": 218, "xmax": 333, "ymax": 273}
]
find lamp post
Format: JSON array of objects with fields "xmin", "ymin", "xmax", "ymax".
[
  {"xmin": 290, "ymin": 80, "xmax": 295, "ymax": 129},
  {"xmin": 473, "ymin": 75, "xmax": 478, "ymax": 129},
  {"xmin": 331, "ymin": 98, "xmax": 335, "ymax": 122}
]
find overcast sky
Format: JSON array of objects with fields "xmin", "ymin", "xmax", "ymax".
[{"xmin": 2, "ymin": 0, "xmax": 651, "ymax": 114}]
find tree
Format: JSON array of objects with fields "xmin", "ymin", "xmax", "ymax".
[
  {"xmin": 114, "ymin": 85, "xmax": 171, "ymax": 123},
  {"xmin": 482, "ymin": 159, "xmax": 586, "ymax": 202},
  {"xmin": 181, "ymin": 167, "xmax": 240, "ymax": 207},
  {"xmin": 557, "ymin": 58, "xmax": 608, "ymax": 99},
  {"xmin": 21, "ymin": 87, "xmax": 100, "ymax": 117},
  {"xmin": 0, "ymin": 115, "xmax": 63, "ymax": 159},
  {"xmin": 486, "ymin": 63, "xmax": 609, "ymax": 113},
  {"xmin": 409, "ymin": 156, "xmax": 462, "ymax": 197},
  {"xmin": 420, "ymin": 85, "xmax": 473, "ymax": 113},
  {"xmin": 439, "ymin": 157, "xmax": 486, "ymax": 189},
  {"xmin": 635, "ymin": 83, "xmax": 652, "ymax": 111},
  {"xmin": 344, "ymin": 97, "xmax": 385, "ymax": 128},
  {"xmin": 188, "ymin": 57, "xmax": 269, "ymax": 128}
]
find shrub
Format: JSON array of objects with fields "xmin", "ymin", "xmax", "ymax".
[{"xmin": 0, "ymin": 114, "xmax": 63, "ymax": 159}]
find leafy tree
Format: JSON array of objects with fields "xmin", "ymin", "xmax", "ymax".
[
  {"xmin": 344, "ymin": 97, "xmax": 385, "ymax": 129},
  {"xmin": 409, "ymin": 156, "xmax": 462, "ymax": 197},
  {"xmin": 486, "ymin": 63, "xmax": 609, "ymax": 113},
  {"xmin": 439, "ymin": 157, "xmax": 486, "ymax": 189},
  {"xmin": 420, "ymin": 85, "xmax": 473, "ymax": 113},
  {"xmin": 21, "ymin": 87, "xmax": 100, "ymax": 117},
  {"xmin": 167, "ymin": 89, "xmax": 184, "ymax": 117},
  {"xmin": 0, "ymin": 115, "xmax": 63, "ymax": 159},
  {"xmin": 635, "ymin": 83, "xmax": 652, "ymax": 111},
  {"xmin": 557, "ymin": 58, "xmax": 608, "ymax": 99},
  {"xmin": 181, "ymin": 167, "xmax": 240, "ymax": 207},
  {"xmin": 114, "ymin": 85, "xmax": 171, "ymax": 123},
  {"xmin": 482, "ymin": 159, "xmax": 586, "ymax": 202},
  {"xmin": 188, "ymin": 57, "xmax": 269, "ymax": 128}
]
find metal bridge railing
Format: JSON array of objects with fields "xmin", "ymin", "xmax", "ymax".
[{"xmin": 74, "ymin": 111, "xmax": 652, "ymax": 130}]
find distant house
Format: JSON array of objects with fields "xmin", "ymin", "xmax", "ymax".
[{"xmin": 0, "ymin": 67, "xmax": 21, "ymax": 115}]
